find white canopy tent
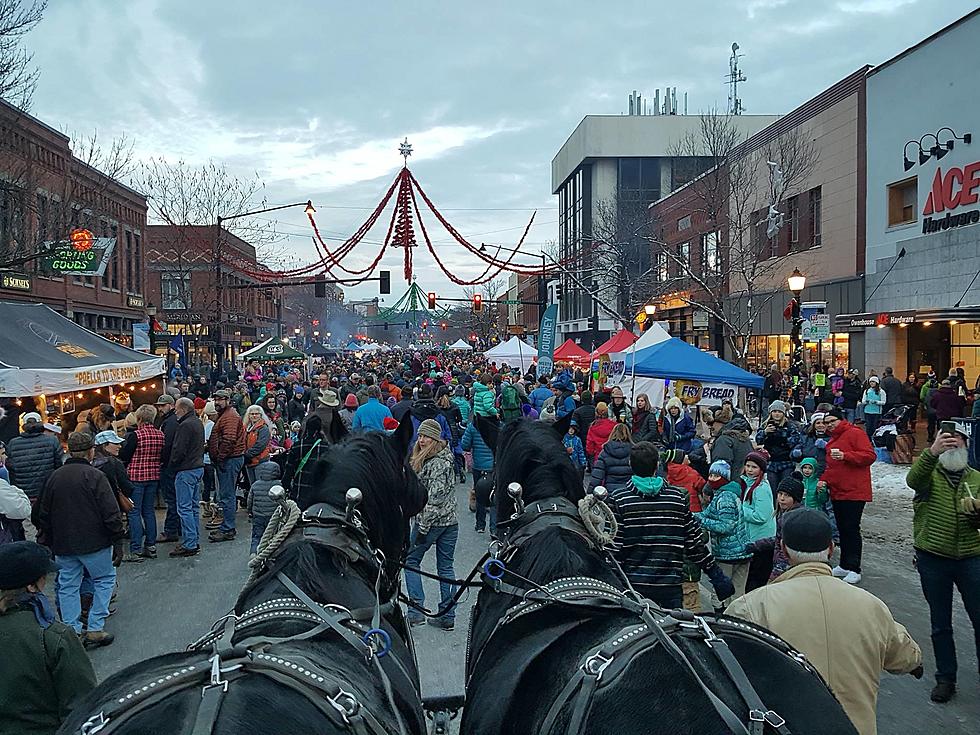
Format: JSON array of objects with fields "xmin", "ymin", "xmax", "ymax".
[
  {"xmin": 484, "ymin": 336, "xmax": 537, "ymax": 372},
  {"xmin": 605, "ymin": 323, "xmax": 671, "ymax": 404},
  {"xmin": 446, "ymin": 338, "xmax": 474, "ymax": 351}
]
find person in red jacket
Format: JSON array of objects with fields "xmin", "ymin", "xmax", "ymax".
[
  {"xmin": 821, "ymin": 407, "xmax": 876, "ymax": 585},
  {"xmin": 585, "ymin": 401, "xmax": 616, "ymax": 463},
  {"xmin": 665, "ymin": 449, "xmax": 706, "ymax": 512}
]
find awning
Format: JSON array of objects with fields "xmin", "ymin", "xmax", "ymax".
[
  {"xmin": 553, "ymin": 338, "xmax": 590, "ymax": 367},
  {"xmin": 0, "ymin": 302, "xmax": 165, "ymax": 397},
  {"xmin": 834, "ymin": 306, "xmax": 980, "ymax": 330},
  {"xmin": 236, "ymin": 337, "xmax": 306, "ymax": 362},
  {"xmin": 619, "ymin": 336, "xmax": 764, "ymax": 389},
  {"xmin": 593, "ymin": 329, "xmax": 637, "ymax": 355}
]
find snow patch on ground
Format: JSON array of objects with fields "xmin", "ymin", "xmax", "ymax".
[{"xmin": 872, "ymin": 461, "xmax": 915, "ymax": 503}]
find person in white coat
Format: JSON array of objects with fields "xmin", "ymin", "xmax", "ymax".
[{"xmin": 0, "ymin": 476, "xmax": 31, "ymax": 543}]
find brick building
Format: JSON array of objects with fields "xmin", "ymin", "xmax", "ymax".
[
  {"xmin": 144, "ymin": 225, "xmax": 280, "ymax": 368},
  {"xmin": 0, "ymin": 99, "xmax": 148, "ymax": 342}
]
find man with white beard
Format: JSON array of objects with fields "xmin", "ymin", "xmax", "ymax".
[{"xmin": 906, "ymin": 419, "xmax": 980, "ymax": 704}]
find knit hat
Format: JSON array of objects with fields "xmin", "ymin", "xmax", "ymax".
[
  {"xmin": 782, "ymin": 508, "xmax": 832, "ymax": 552},
  {"xmin": 383, "ymin": 417, "xmax": 400, "ymax": 430},
  {"xmin": 417, "ymin": 418, "xmax": 443, "ymax": 440},
  {"xmin": 869, "ymin": 375, "xmax": 881, "ymax": 384},
  {"xmin": 0, "ymin": 541, "xmax": 59, "ymax": 590},
  {"xmin": 744, "ymin": 449, "xmax": 769, "ymax": 473},
  {"xmin": 768, "ymin": 399, "xmax": 787, "ymax": 414},
  {"xmin": 193, "ymin": 396, "xmax": 207, "ymax": 411},
  {"xmin": 708, "ymin": 459, "xmax": 731, "ymax": 479},
  {"xmin": 777, "ymin": 472, "xmax": 805, "ymax": 503},
  {"xmin": 666, "ymin": 396, "xmax": 683, "ymax": 412},
  {"xmin": 344, "ymin": 393, "xmax": 358, "ymax": 408},
  {"xmin": 666, "ymin": 449, "xmax": 687, "ymax": 464}
]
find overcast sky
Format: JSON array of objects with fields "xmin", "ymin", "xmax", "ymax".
[{"xmin": 25, "ymin": 0, "xmax": 977, "ymax": 303}]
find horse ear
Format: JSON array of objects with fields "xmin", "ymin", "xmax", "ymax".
[
  {"xmin": 552, "ymin": 412, "xmax": 573, "ymax": 437},
  {"xmin": 474, "ymin": 414, "xmax": 499, "ymax": 454},
  {"xmin": 389, "ymin": 410, "xmax": 414, "ymax": 459}
]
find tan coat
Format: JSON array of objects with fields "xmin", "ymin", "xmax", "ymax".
[{"xmin": 725, "ymin": 562, "xmax": 921, "ymax": 735}]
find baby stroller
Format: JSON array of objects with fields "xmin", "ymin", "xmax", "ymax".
[{"xmin": 873, "ymin": 405, "xmax": 915, "ymax": 463}]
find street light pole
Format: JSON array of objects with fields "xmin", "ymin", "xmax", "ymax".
[
  {"xmin": 788, "ymin": 267, "xmax": 807, "ymax": 379},
  {"xmin": 213, "ymin": 200, "xmax": 314, "ymax": 369}
]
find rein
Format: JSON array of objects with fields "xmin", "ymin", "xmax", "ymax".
[
  {"xmin": 467, "ymin": 483, "xmax": 798, "ymax": 735},
  {"xmin": 76, "ymin": 486, "xmax": 413, "ymax": 735}
]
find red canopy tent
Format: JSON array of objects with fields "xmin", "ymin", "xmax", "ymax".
[
  {"xmin": 593, "ymin": 329, "xmax": 637, "ymax": 356},
  {"xmin": 553, "ymin": 338, "xmax": 591, "ymax": 368}
]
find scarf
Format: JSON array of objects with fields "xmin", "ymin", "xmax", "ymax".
[
  {"xmin": 632, "ymin": 475, "xmax": 664, "ymax": 496},
  {"xmin": 16, "ymin": 592, "xmax": 57, "ymax": 629},
  {"xmin": 741, "ymin": 473, "xmax": 765, "ymax": 504},
  {"xmin": 707, "ymin": 476, "xmax": 727, "ymax": 491}
]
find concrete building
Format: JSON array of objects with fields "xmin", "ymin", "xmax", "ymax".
[
  {"xmin": 551, "ymin": 110, "xmax": 778, "ymax": 348},
  {"xmin": 0, "ymin": 99, "xmax": 148, "ymax": 343},
  {"xmin": 836, "ymin": 9, "xmax": 980, "ymax": 383}
]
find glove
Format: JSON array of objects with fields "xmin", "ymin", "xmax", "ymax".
[
  {"xmin": 814, "ymin": 438, "xmax": 828, "ymax": 449},
  {"xmin": 790, "ymin": 448, "xmax": 802, "ymax": 459},
  {"xmin": 909, "ymin": 665, "xmax": 924, "ymax": 679},
  {"xmin": 706, "ymin": 565, "xmax": 735, "ymax": 601},
  {"xmin": 112, "ymin": 541, "xmax": 125, "ymax": 567}
]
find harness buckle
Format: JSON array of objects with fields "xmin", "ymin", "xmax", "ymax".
[
  {"xmin": 764, "ymin": 710, "xmax": 786, "ymax": 728},
  {"xmin": 693, "ymin": 614, "xmax": 719, "ymax": 643},
  {"xmin": 80, "ymin": 712, "xmax": 109, "ymax": 735},
  {"xmin": 582, "ymin": 651, "xmax": 614, "ymax": 680},
  {"xmin": 327, "ymin": 689, "xmax": 360, "ymax": 725}
]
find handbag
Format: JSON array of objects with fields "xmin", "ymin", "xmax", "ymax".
[{"xmin": 117, "ymin": 491, "xmax": 135, "ymax": 513}]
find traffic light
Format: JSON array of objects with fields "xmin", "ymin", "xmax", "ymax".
[
  {"xmin": 472, "ymin": 294, "xmax": 483, "ymax": 312},
  {"xmin": 314, "ymin": 281, "xmax": 325, "ymax": 298},
  {"xmin": 405, "ymin": 321, "xmax": 410, "ymax": 329},
  {"xmin": 312, "ymin": 319, "xmax": 320, "ymax": 327},
  {"xmin": 421, "ymin": 320, "xmax": 429, "ymax": 330},
  {"xmin": 555, "ymin": 283, "xmax": 563, "ymax": 300},
  {"xmin": 440, "ymin": 321, "xmax": 447, "ymax": 331},
  {"xmin": 427, "ymin": 292, "xmax": 436, "ymax": 309},
  {"xmin": 379, "ymin": 270, "xmax": 391, "ymax": 295}
]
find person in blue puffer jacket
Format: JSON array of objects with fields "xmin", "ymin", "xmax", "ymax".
[
  {"xmin": 461, "ymin": 416, "xmax": 497, "ymax": 535},
  {"xmin": 659, "ymin": 397, "xmax": 695, "ymax": 452},
  {"xmin": 563, "ymin": 419, "xmax": 587, "ymax": 482},
  {"xmin": 550, "ymin": 374, "xmax": 577, "ymax": 419}
]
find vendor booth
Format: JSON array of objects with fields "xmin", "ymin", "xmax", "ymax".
[
  {"xmin": 446, "ymin": 338, "xmax": 474, "ymax": 351},
  {"xmin": 484, "ymin": 336, "xmax": 536, "ymax": 372},
  {"xmin": 553, "ymin": 339, "xmax": 590, "ymax": 369},
  {"xmin": 0, "ymin": 302, "xmax": 166, "ymax": 435},
  {"xmin": 610, "ymin": 326, "xmax": 764, "ymax": 409},
  {"xmin": 236, "ymin": 337, "xmax": 307, "ymax": 362}
]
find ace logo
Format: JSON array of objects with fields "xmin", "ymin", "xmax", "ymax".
[{"xmin": 922, "ymin": 160, "xmax": 980, "ymax": 234}]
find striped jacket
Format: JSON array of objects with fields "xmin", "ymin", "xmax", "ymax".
[{"xmin": 608, "ymin": 479, "xmax": 715, "ymax": 595}]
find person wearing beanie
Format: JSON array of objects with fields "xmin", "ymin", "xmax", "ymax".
[
  {"xmin": 726, "ymin": 509, "xmax": 922, "ymax": 735},
  {"xmin": 741, "ymin": 450, "xmax": 776, "ymax": 592},
  {"xmin": 585, "ymin": 402, "xmax": 616, "ymax": 464},
  {"xmin": 755, "ymin": 398, "xmax": 802, "ymax": 491},
  {"xmin": 451, "ymin": 385, "xmax": 471, "ymax": 425},
  {"xmin": 0, "ymin": 541, "xmax": 98, "ymax": 734},
  {"xmin": 695, "ymin": 459, "xmax": 751, "ymax": 609},
  {"xmin": 660, "ymin": 396, "xmax": 695, "ymax": 452},
  {"xmin": 861, "ymin": 375, "xmax": 887, "ymax": 440},
  {"xmin": 608, "ymin": 442, "xmax": 734, "ymax": 610},
  {"xmin": 405, "ymin": 415, "xmax": 458, "ymax": 631},
  {"xmin": 746, "ymin": 471, "xmax": 805, "ymax": 586}
]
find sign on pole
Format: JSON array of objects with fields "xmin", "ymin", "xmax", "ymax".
[
  {"xmin": 801, "ymin": 301, "xmax": 830, "ymax": 341},
  {"xmin": 536, "ymin": 304, "xmax": 558, "ymax": 376}
]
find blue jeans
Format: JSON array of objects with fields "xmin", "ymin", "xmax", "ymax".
[
  {"xmin": 864, "ymin": 412, "xmax": 881, "ymax": 440},
  {"xmin": 251, "ymin": 515, "xmax": 270, "ymax": 554},
  {"xmin": 57, "ymin": 547, "xmax": 116, "ymax": 633},
  {"xmin": 843, "ymin": 407, "xmax": 856, "ymax": 424},
  {"xmin": 129, "ymin": 481, "xmax": 158, "ymax": 553},
  {"xmin": 175, "ymin": 468, "xmax": 203, "ymax": 549},
  {"xmin": 160, "ymin": 467, "xmax": 180, "ymax": 538},
  {"xmin": 916, "ymin": 549, "xmax": 980, "ymax": 683},
  {"xmin": 404, "ymin": 524, "xmax": 459, "ymax": 620},
  {"xmin": 217, "ymin": 456, "xmax": 245, "ymax": 532}
]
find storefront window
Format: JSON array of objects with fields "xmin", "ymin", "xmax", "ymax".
[
  {"xmin": 745, "ymin": 333, "xmax": 849, "ymax": 371},
  {"xmin": 951, "ymin": 323, "xmax": 980, "ymax": 389}
]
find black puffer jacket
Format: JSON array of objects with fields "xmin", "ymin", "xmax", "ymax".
[
  {"xmin": 710, "ymin": 416, "xmax": 753, "ymax": 475},
  {"xmin": 6, "ymin": 425, "xmax": 63, "ymax": 499},
  {"xmin": 632, "ymin": 410, "xmax": 661, "ymax": 443},
  {"xmin": 588, "ymin": 440, "xmax": 633, "ymax": 492}
]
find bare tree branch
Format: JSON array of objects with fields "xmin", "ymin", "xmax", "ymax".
[{"xmin": 0, "ymin": 0, "xmax": 45, "ymax": 109}]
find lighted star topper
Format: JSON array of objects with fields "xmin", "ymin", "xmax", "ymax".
[{"xmin": 399, "ymin": 137, "xmax": 413, "ymax": 164}]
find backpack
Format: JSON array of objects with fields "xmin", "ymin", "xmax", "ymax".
[{"xmin": 500, "ymin": 384, "xmax": 520, "ymax": 411}]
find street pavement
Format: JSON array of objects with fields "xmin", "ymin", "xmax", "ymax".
[{"xmin": 88, "ymin": 475, "xmax": 980, "ymax": 734}]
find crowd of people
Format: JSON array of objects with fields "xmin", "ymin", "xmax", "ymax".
[{"xmin": 0, "ymin": 349, "xmax": 978, "ymax": 735}]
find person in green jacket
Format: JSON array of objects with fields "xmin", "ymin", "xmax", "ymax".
[
  {"xmin": 695, "ymin": 459, "xmax": 751, "ymax": 610},
  {"xmin": 741, "ymin": 450, "xmax": 776, "ymax": 592},
  {"xmin": 452, "ymin": 385, "xmax": 472, "ymax": 425},
  {"xmin": 0, "ymin": 541, "xmax": 97, "ymax": 735},
  {"xmin": 471, "ymin": 375, "xmax": 497, "ymax": 418},
  {"xmin": 905, "ymin": 421, "xmax": 980, "ymax": 705}
]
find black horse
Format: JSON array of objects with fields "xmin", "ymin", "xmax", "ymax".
[
  {"xmin": 61, "ymin": 419, "xmax": 428, "ymax": 735},
  {"xmin": 462, "ymin": 415, "xmax": 857, "ymax": 735}
]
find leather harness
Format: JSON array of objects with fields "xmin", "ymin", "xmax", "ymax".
[
  {"xmin": 77, "ymin": 503, "xmax": 412, "ymax": 735},
  {"xmin": 475, "ymin": 493, "xmax": 804, "ymax": 735}
]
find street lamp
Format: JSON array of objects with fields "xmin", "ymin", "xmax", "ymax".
[
  {"xmin": 214, "ymin": 199, "xmax": 314, "ymax": 369},
  {"xmin": 787, "ymin": 268, "xmax": 807, "ymax": 377}
]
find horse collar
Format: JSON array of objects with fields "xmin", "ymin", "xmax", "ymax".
[{"xmin": 497, "ymin": 495, "xmax": 598, "ymax": 554}]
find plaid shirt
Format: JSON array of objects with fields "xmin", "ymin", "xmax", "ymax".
[{"xmin": 127, "ymin": 423, "xmax": 165, "ymax": 483}]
